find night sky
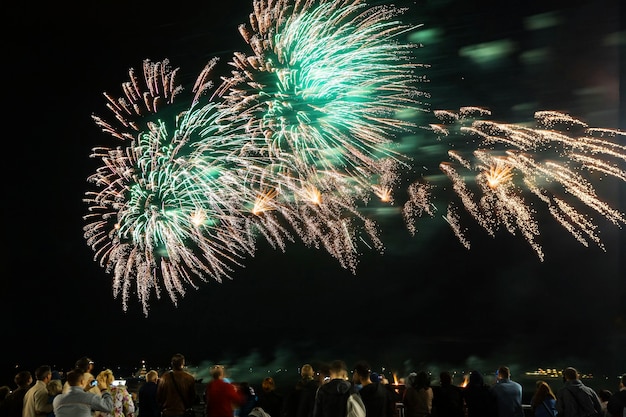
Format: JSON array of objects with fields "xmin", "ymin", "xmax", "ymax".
[{"xmin": 3, "ymin": 0, "xmax": 625, "ymax": 387}]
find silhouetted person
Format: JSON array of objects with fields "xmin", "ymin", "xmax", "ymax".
[
  {"xmin": 283, "ymin": 364, "xmax": 320, "ymax": 417},
  {"xmin": 606, "ymin": 374, "xmax": 625, "ymax": 417},
  {"xmin": 157, "ymin": 354, "xmax": 197, "ymax": 417},
  {"xmin": 258, "ymin": 377, "xmax": 283, "ymax": 417},
  {"xmin": 2, "ymin": 370, "xmax": 33, "ymax": 417},
  {"xmin": 138, "ymin": 370, "xmax": 160, "ymax": 417},
  {"xmin": 530, "ymin": 381, "xmax": 557, "ymax": 417},
  {"xmin": 313, "ymin": 360, "xmax": 358, "ymax": 417},
  {"xmin": 372, "ymin": 373, "xmax": 402, "ymax": 417},
  {"xmin": 489, "ymin": 366, "xmax": 523, "ymax": 417},
  {"xmin": 352, "ymin": 361, "xmax": 389, "ymax": 417},
  {"xmin": 403, "ymin": 371, "xmax": 433, "ymax": 417},
  {"xmin": 462, "ymin": 370, "xmax": 495, "ymax": 417},
  {"xmin": 237, "ymin": 382, "xmax": 258, "ymax": 417},
  {"xmin": 598, "ymin": 390, "xmax": 612, "ymax": 417},
  {"xmin": 0, "ymin": 385, "xmax": 11, "ymax": 413},
  {"xmin": 431, "ymin": 371, "xmax": 464, "ymax": 417},
  {"xmin": 556, "ymin": 367, "xmax": 602, "ymax": 417}
]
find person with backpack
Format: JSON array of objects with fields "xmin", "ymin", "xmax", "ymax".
[
  {"xmin": 556, "ymin": 367, "xmax": 603, "ymax": 417},
  {"xmin": 313, "ymin": 360, "xmax": 364, "ymax": 417}
]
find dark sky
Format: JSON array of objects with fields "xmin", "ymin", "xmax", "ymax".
[{"xmin": 2, "ymin": 0, "xmax": 625, "ymax": 386}]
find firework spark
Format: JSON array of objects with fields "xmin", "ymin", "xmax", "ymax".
[
  {"xmin": 432, "ymin": 108, "xmax": 626, "ymax": 259},
  {"xmin": 85, "ymin": 0, "xmax": 429, "ymax": 312},
  {"xmin": 84, "ymin": 0, "xmax": 625, "ymax": 314},
  {"xmin": 210, "ymin": 0, "xmax": 425, "ymax": 268},
  {"xmin": 220, "ymin": 0, "xmax": 426, "ymax": 184},
  {"xmin": 84, "ymin": 60, "xmax": 267, "ymax": 315}
]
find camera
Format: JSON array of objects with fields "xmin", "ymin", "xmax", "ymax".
[{"xmin": 90, "ymin": 380, "xmax": 98, "ymax": 387}]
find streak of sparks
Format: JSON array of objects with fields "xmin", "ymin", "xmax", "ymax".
[
  {"xmin": 433, "ymin": 108, "xmax": 626, "ymax": 259},
  {"xmin": 84, "ymin": 0, "xmax": 625, "ymax": 314}
]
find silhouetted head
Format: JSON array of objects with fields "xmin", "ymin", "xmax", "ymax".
[
  {"xmin": 563, "ymin": 367, "xmax": 578, "ymax": 381},
  {"xmin": 15, "ymin": 371, "xmax": 32, "ymax": 388},
  {"xmin": 67, "ymin": 369, "xmax": 85, "ymax": 387},
  {"xmin": 262, "ymin": 377, "xmax": 275, "ymax": 392},
  {"xmin": 210, "ymin": 365, "xmax": 225, "ymax": 380},
  {"xmin": 469, "ymin": 370, "xmax": 484, "ymax": 387},
  {"xmin": 497, "ymin": 366, "xmax": 510, "ymax": 379},
  {"xmin": 35, "ymin": 365, "xmax": 52, "ymax": 382},
  {"xmin": 598, "ymin": 390, "xmax": 612, "ymax": 402},
  {"xmin": 329, "ymin": 360, "xmax": 348, "ymax": 380},
  {"xmin": 171, "ymin": 354, "xmax": 185, "ymax": 370},
  {"xmin": 439, "ymin": 371, "xmax": 452, "ymax": 385},
  {"xmin": 0, "ymin": 386, "xmax": 11, "ymax": 400},
  {"xmin": 536, "ymin": 381, "xmax": 556, "ymax": 399},
  {"xmin": 301, "ymin": 364, "xmax": 314, "ymax": 379},
  {"xmin": 46, "ymin": 379, "xmax": 62, "ymax": 396},
  {"xmin": 146, "ymin": 370, "xmax": 159, "ymax": 383},
  {"xmin": 414, "ymin": 371, "xmax": 431, "ymax": 390},
  {"xmin": 75, "ymin": 357, "xmax": 94, "ymax": 373},
  {"xmin": 354, "ymin": 361, "xmax": 371, "ymax": 379}
]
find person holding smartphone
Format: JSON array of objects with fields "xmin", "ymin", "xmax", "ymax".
[
  {"xmin": 95, "ymin": 369, "xmax": 135, "ymax": 417},
  {"xmin": 53, "ymin": 369, "xmax": 113, "ymax": 417},
  {"xmin": 63, "ymin": 357, "xmax": 100, "ymax": 396}
]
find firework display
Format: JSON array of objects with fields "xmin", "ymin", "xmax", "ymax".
[
  {"xmin": 84, "ymin": 0, "xmax": 625, "ymax": 314},
  {"xmin": 429, "ymin": 108, "xmax": 626, "ymax": 261}
]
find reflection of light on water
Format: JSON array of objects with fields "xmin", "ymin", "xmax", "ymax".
[
  {"xmin": 525, "ymin": 368, "xmax": 561, "ymax": 378},
  {"xmin": 524, "ymin": 368, "xmax": 594, "ymax": 379}
]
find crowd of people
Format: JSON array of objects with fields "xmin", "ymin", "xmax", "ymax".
[{"xmin": 0, "ymin": 355, "xmax": 624, "ymax": 417}]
